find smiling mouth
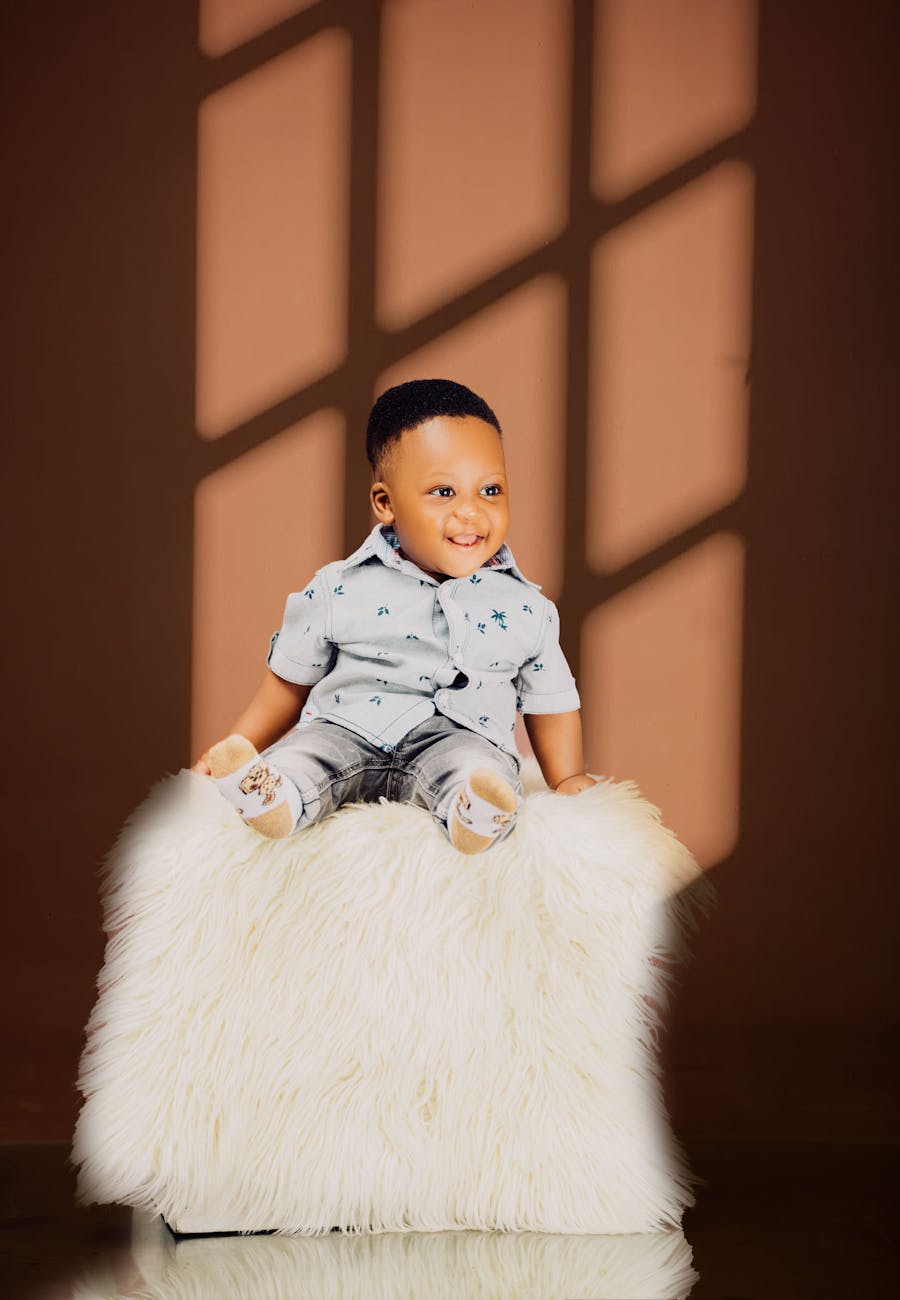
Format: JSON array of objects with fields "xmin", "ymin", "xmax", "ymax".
[{"xmin": 448, "ymin": 534, "xmax": 483, "ymax": 548}]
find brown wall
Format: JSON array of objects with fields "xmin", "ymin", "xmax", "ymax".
[{"xmin": 3, "ymin": 0, "xmax": 897, "ymax": 1139}]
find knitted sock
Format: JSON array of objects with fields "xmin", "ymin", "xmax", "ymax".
[
  {"xmin": 207, "ymin": 735, "xmax": 302, "ymax": 839},
  {"xmin": 448, "ymin": 768, "xmax": 520, "ymax": 854}
]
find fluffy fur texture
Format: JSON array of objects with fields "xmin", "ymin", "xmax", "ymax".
[
  {"xmin": 72, "ymin": 759, "xmax": 714, "ymax": 1236},
  {"xmin": 73, "ymin": 1210, "xmax": 699, "ymax": 1299}
]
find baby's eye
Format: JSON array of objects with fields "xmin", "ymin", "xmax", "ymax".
[
  {"xmin": 482, "ymin": 484, "xmax": 502, "ymax": 496},
  {"xmin": 429, "ymin": 486, "xmax": 454, "ymax": 497}
]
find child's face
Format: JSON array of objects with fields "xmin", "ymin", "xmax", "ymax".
[{"xmin": 370, "ymin": 415, "xmax": 510, "ymax": 581}]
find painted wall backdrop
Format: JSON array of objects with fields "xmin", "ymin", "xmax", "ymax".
[{"xmin": 3, "ymin": 0, "xmax": 897, "ymax": 1140}]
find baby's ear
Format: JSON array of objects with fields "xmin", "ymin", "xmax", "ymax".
[{"xmin": 369, "ymin": 482, "xmax": 394, "ymax": 523}]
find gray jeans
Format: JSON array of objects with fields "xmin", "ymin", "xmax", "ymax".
[{"xmin": 261, "ymin": 713, "xmax": 524, "ymax": 848}]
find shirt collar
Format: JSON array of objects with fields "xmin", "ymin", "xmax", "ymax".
[{"xmin": 337, "ymin": 523, "xmax": 542, "ymax": 590}]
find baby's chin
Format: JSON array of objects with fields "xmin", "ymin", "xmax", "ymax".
[{"xmin": 404, "ymin": 535, "xmax": 502, "ymax": 580}]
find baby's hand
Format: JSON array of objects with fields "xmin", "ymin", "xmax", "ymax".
[
  {"xmin": 192, "ymin": 751, "xmax": 212, "ymax": 776},
  {"xmin": 554, "ymin": 773, "xmax": 598, "ymax": 796}
]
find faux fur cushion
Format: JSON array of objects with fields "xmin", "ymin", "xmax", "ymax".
[{"xmin": 72, "ymin": 759, "xmax": 713, "ymax": 1236}]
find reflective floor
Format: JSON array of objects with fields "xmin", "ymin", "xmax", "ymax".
[{"xmin": 1, "ymin": 1137, "xmax": 896, "ymax": 1299}]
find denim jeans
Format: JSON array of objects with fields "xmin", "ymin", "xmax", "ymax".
[{"xmin": 261, "ymin": 712, "xmax": 524, "ymax": 847}]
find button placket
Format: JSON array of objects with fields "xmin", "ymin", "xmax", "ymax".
[
  {"xmin": 438, "ymin": 582, "xmax": 468, "ymax": 664},
  {"xmin": 430, "ymin": 590, "xmax": 454, "ymax": 688}
]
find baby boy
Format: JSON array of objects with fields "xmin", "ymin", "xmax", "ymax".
[{"xmin": 194, "ymin": 378, "xmax": 597, "ymax": 853}]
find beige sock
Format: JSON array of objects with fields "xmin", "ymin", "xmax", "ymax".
[
  {"xmin": 448, "ymin": 768, "xmax": 520, "ymax": 854},
  {"xmin": 208, "ymin": 735, "xmax": 300, "ymax": 839}
]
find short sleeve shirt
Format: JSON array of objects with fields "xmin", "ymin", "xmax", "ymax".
[{"xmin": 266, "ymin": 523, "xmax": 581, "ymax": 760}]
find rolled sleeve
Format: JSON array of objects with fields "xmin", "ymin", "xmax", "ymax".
[
  {"xmin": 266, "ymin": 572, "xmax": 337, "ymax": 685},
  {"xmin": 515, "ymin": 599, "xmax": 581, "ymax": 715}
]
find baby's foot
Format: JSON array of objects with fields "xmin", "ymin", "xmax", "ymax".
[
  {"xmin": 207, "ymin": 735, "xmax": 300, "ymax": 839},
  {"xmin": 449, "ymin": 768, "xmax": 520, "ymax": 854}
]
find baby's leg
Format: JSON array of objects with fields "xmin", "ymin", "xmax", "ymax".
[
  {"xmin": 394, "ymin": 717, "xmax": 524, "ymax": 854},
  {"xmin": 209, "ymin": 721, "xmax": 389, "ymax": 839}
]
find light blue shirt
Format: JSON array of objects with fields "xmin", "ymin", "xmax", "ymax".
[{"xmin": 266, "ymin": 523, "xmax": 581, "ymax": 760}]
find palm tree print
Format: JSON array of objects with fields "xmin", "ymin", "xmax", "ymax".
[{"xmin": 491, "ymin": 609, "xmax": 508, "ymax": 629}]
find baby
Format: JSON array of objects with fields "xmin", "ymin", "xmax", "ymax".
[{"xmin": 194, "ymin": 378, "xmax": 597, "ymax": 853}]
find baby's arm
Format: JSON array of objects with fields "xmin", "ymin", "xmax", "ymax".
[
  {"xmin": 523, "ymin": 709, "xmax": 598, "ymax": 795},
  {"xmin": 192, "ymin": 670, "xmax": 311, "ymax": 774}
]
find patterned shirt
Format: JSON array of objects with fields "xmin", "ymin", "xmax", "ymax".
[{"xmin": 266, "ymin": 522, "xmax": 581, "ymax": 761}]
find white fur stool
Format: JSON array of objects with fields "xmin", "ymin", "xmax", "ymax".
[{"xmin": 72, "ymin": 759, "xmax": 713, "ymax": 1236}]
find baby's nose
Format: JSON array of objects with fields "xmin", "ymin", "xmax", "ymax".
[{"xmin": 455, "ymin": 498, "xmax": 485, "ymax": 523}]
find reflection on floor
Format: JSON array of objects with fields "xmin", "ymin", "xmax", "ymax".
[
  {"xmin": 74, "ymin": 1216, "xmax": 698, "ymax": 1298},
  {"xmin": 0, "ymin": 1138, "xmax": 897, "ymax": 1298}
]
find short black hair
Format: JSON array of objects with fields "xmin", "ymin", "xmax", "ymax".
[{"xmin": 366, "ymin": 378, "xmax": 502, "ymax": 477}]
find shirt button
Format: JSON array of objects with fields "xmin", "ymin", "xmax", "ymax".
[{"xmin": 381, "ymin": 743, "xmax": 392, "ymax": 753}]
